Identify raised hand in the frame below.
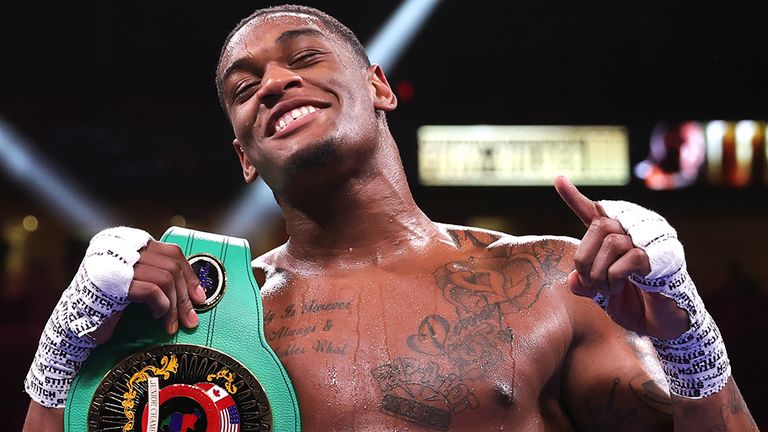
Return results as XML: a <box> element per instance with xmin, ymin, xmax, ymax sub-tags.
<box><xmin>553</xmin><ymin>176</ymin><xmax>688</xmax><ymax>339</ymax></box>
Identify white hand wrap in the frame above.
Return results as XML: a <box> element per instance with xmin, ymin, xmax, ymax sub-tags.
<box><xmin>599</xmin><ymin>200</ymin><xmax>730</xmax><ymax>399</ymax></box>
<box><xmin>24</xmin><ymin>226</ymin><xmax>152</xmax><ymax>408</ymax></box>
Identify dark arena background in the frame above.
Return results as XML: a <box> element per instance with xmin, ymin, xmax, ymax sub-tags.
<box><xmin>1</xmin><ymin>1</ymin><xmax>767</xmax><ymax>429</ymax></box>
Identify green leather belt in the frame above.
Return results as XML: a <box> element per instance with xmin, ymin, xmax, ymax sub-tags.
<box><xmin>65</xmin><ymin>227</ymin><xmax>300</xmax><ymax>431</ymax></box>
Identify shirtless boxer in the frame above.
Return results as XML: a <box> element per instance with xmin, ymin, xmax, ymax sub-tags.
<box><xmin>23</xmin><ymin>5</ymin><xmax>757</xmax><ymax>431</ymax></box>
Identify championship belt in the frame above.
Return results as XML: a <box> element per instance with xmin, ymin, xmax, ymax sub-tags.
<box><xmin>64</xmin><ymin>227</ymin><xmax>301</xmax><ymax>431</ymax></box>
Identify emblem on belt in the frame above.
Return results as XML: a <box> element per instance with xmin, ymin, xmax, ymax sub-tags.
<box><xmin>189</xmin><ymin>254</ymin><xmax>227</xmax><ymax>312</ymax></box>
<box><xmin>88</xmin><ymin>344</ymin><xmax>271</xmax><ymax>431</ymax></box>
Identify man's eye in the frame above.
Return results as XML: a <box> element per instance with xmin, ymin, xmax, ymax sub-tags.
<box><xmin>291</xmin><ymin>51</ymin><xmax>323</xmax><ymax>67</ymax></box>
<box><xmin>232</xmin><ymin>82</ymin><xmax>259</xmax><ymax>103</ymax></box>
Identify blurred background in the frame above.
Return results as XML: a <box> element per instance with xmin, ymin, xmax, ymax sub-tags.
<box><xmin>1</xmin><ymin>0</ymin><xmax>766</xmax><ymax>428</ymax></box>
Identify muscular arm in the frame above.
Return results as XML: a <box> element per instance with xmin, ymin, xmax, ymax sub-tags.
<box><xmin>555</xmin><ymin>177</ymin><xmax>757</xmax><ymax>431</ymax></box>
<box><xmin>565</xmin><ymin>295</ymin><xmax>757</xmax><ymax>431</ymax></box>
<box><xmin>670</xmin><ymin>378</ymin><xmax>755</xmax><ymax>432</ymax></box>
<box><xmin>564</xmin><ymin>296</ymin><xmax>673</xmax><ymax>431</ymax></box>
<box><xmin>23</xmin><ymin>402</ymin><xmax>63</xmax><ymax>432</ymax></box>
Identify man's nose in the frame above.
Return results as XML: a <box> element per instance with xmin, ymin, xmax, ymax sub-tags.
<box><xmin>256</xmin><ymin>63</ymin><xmax>301</xmax><ymax>106</ymax></box>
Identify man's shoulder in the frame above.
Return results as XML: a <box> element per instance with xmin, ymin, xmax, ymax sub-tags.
<box><xmin>252</xmin><ymin>244</ymin><xmax>284</xmax><ymax>269</ymax></box>
<box><xmin>435</xmin><ymin>222</ymin><xmax>579</xmax><ymax>253</ymax></box>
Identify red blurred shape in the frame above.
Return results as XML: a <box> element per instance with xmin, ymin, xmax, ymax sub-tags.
<box><xmin>396</xmin><ymin>80</ymin><xmax>414</xmax><ymax>103</ymax></box>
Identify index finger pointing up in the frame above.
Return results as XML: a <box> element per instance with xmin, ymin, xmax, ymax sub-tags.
<box><xmin>554</xmin><ymin>175</ymin><xmax>602</xmax><ymax>227</ymax></box>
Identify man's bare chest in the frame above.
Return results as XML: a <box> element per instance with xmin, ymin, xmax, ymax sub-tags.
<box><xmin>258</xmin><ymin>248</ymin><xmax>574</xmax><ymax>430</ymax></box>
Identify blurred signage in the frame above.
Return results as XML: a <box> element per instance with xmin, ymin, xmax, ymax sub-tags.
<box><xmin>417</xmin><ymin>125</ymin><xmax>629</xmax><ymax>186</ymax></box>
<box><xmin>634</xmin><ymin>120</ymin><xmax>767</xmax><ymax>189</ymax></box>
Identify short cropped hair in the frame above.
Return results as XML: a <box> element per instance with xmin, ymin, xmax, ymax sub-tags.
<box><xmin>215</xmin><ymin>4</ymin><xmax>370</xmax><ymax>109</ymax></box>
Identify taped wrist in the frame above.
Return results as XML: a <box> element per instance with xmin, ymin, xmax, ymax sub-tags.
<box><xmin>599</xmin><ymin>200</ymin><xmax>730</xmax><ymax>399</ymax></box>
<box><xmin>24</xmin><ymin>226</ymin><xmax>152</xmax><ymax>408</ymax></box>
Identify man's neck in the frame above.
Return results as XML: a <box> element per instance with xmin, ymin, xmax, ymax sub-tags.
<box><xmin>278</xmin><ymin>144</ymin><xmax>444</xmax><ymax>268</ymax></box>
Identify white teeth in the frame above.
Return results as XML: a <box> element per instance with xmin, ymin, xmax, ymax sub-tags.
<box><xmin>274</xmin><ymin>105</ymin><xmax>319</xmax><ymax>133</ymax></box>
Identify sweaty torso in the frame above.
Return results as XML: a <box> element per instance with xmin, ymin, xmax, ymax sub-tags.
<box><xmin>256</xmin><ymin>224</ymin><xmax>581</xmax><ymax>431</ymax></box>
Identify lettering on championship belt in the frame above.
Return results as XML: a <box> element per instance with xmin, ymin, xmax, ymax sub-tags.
<box><xmin>88</xmin><ymin>345</ymin><xmax>272</xmax><ymax>431</ymax></box>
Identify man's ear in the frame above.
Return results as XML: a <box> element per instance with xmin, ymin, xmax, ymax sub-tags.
<box><xmin>232</xmin><ymin>139</ymin><xmax>259</xmax><ymax>183</ymax></box>
<box><xmin>368</xmin><ymin>64</ymin><xmax>398</xmax><ymax>112</ymax></box>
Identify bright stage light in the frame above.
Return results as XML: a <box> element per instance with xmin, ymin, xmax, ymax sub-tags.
<box><xmin>22</xmin><ymin>215</ymin><xmax>39</xmax><ymax>232</ymax></box>
<box><xmin>0</xmin><ymin>117</ymin><xmax>115</xmax><ymax>238</ymax></box>
<box><xmin>733</xmin><ymin>120</ymin><xmax>757</xmax><ymax>187</ymax></box>
<box><xmin>214</xmin><ymin>178</ymin><xmax>282</xmax><ymax>238</ymax></box>
<box><xmin>366</xmin><ymin>0</ymin><xmax>442</xmax><ymax>72</ymax></box>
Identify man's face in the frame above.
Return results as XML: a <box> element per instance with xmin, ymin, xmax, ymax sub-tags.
<box><xmin>218</xmin><ymin>13</ymin><xmax>393</xmax><ymax>193</ymax></box>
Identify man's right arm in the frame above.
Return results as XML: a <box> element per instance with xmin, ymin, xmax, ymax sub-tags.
<box><xmin>21</xmin><ymin>227</ymin><xmax>206</xmax><ymax>432</ymax></box>
<box><xmin>555</xmin><ymin>177</ymin><xmax>757</xmax><ymax>430</ymax></box>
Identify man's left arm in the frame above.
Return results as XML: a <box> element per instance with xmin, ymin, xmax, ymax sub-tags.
<box><xmin>554</xmin><ymin>176</ymin><xmax>758</xmax><ymax>431</ymax></box>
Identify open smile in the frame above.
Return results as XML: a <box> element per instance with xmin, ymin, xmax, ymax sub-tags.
<box><xmin>267</xmin><ymin>101</ymin><xmax>328</xmax><ymax>139</ymax></box>
<box><xmin>274</xmin><ymin>105</ymin><xmax>318</xmax><ymax>134</ymax></box>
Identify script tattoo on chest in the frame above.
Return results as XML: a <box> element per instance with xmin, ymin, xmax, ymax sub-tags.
<box><xmin>264</xmin><ymin>295</ymin><xmax>353</xmax><ymax>358</ymax></box>
<box><xmin>373</xmin><ymin>230</ymin><xmax>568</xmax><ymax>429</ymax></box>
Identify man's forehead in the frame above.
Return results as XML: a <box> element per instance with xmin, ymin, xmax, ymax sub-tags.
<box><xmin>225</xmin><ymin>12</ymin><xmax>326</xmax><ymax>57</ymax></box>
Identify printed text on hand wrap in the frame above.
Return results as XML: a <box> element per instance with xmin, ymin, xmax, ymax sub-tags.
<box><xmin>24</xmin><ymin>227</ymin><xmax>152</xmax><ymax>408</ymax></box>
<box><xmin>599</xmin><ymin>200</ymin><xmax>730</xmax><ymax>399</ymax></box>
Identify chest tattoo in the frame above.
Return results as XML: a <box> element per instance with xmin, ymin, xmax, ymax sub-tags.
<box><xmin>371</xmin><ymin>234</ymin><xmax>567</xmax><ymax>429</ymax></box>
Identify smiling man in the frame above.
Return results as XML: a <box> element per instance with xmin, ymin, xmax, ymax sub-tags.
<box><xmin>23</xmin><ymin>5</ymin><xmax>757</xmax><ymax>431</ymax></box>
